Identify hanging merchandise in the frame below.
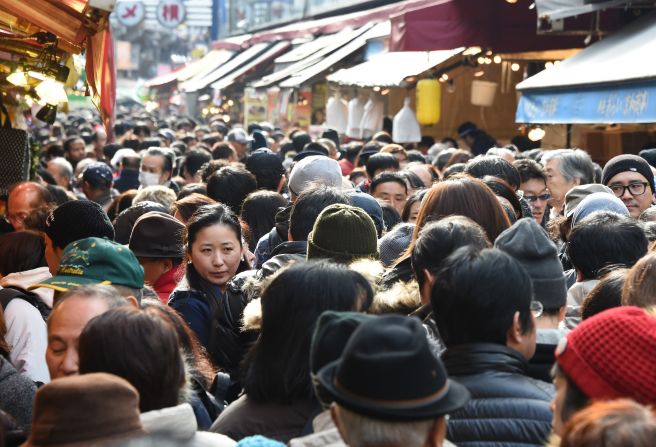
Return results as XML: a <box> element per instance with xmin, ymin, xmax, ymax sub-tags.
<box><xmin>346</xmin><ymin>95</ymin><xmax>366</xmax><ymax>139</ymax></box>
<box><xmin>325</xmin><ymin>93</ymin><xmax>348</xmax><ymax>134</ymax></box>
<box><xmin>416</xmin><ymin>79</ymin><xmax>441</xmax><ymax>126</ymax></box>
<box><xmin>392</xmin><ymin>97</ymin><xmax>421</xmax><ymax>144</ymax></box>
<box><xmin>359</xmin><ymin>95</ymin><xmax>384</xmax><ymax>139</ymax></box>
<box><xmin>471</xmin><ymin>80</ymin><xmax>498</xmax><ymax>107</ymax></box>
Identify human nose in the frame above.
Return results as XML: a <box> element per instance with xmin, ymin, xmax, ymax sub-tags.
<box><xmin>621</xmin><ymin>187</ymin><xmax>633</xmax><ymax>200</ymax></box>
<box><xmin>61</xmin><ymin>348</ymin><xmax>79</xmax><ymax>376</ymax></box>
<box><xmin>212</xmin><ymin>252</ymin><xmax>225</xmax><ymax>267</ymax></box>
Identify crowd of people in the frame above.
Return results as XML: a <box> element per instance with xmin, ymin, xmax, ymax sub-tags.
<box><xmin>0</xmin><ymin>112</ymin><xmax>656</xmax><ymax>447</ymax></box>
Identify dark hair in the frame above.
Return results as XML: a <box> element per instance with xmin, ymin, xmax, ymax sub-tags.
<box><xmin>303</xmin><ymin>142</ymin><xmax>329</xmax><ymax>156</ymax></box>
<box><xmin>401</xmin><ymin>189</ymin><xmax>427</xmax><ymax>223</ymax></box>
<box><xmin>184</xmin><ymin>204</ymin><xmax>250</xmax><ymax>369</ymax></box>
<box><xmin>379</xmin><ymin>201</ymin><xmax>402</xmax><ymax>233</ymax></box>
<box><xmin>176</xmin><ymin>183</ymin><xmax>207</xmax><ymax>200</ymax></box>
<box><xmin>143</xmin><ymin>147</ymin><xmax>174</xmax><ymax>173</ymax></box>
<box><xmin>483</xmin><ymin>176</ymin><xmax>523</xmax><ymax>220</ymax></box>
<box><xmin>581</xmin><ymin>268</ymin><xmax>626</xmax><ymax>320</ymax></box>
<box><xmin>199</xmin><ymin>159</ymin><xmax>230</xmax><ymax>183</ymax></box>
<box><xmin>343</xmin><ymin>142</ymin><xmax>363</xmax><ymax>163</ymax></box>
<box><xmin>514</xmin><ymin>158</ymin><xmax>546</xmax><ymax>184</ymax></box>
<box><xmin>370</xmin><ymin>172</ymin><xmax>408</xmax><ymax>196</ymax></box>
<box><xmin>366</xmin><ymin>153</ymin><xmax>399</xmax><ymax>179</ymax></box>
<box><xmin>465</xmin><ymin>156</ymin><xmax>521</xmax><ymax>190</ymax></box>
<box><xmin>211</xmin><ymin>142</ymin><xmax>236</xmax><ymax>161</ymax></box>
<box><xmin>398</xmin><ymin>170</ymin><xmax>425</xmax><ymax>192</ymax></box>
<box><xmin>372</xmin><ymin>131</ymin><xmax>393</xmax><ymax>144</ymax></box>
<box><xmin>431</xmin><ymin>246</ymin><xmax>533</xmax><ymax>347</ymax></box>
<box><xmin>348</xmin><ymin>168</ymin><xmax>367</xmax><ymax>186</ymax></box>
<box><xmin>171</xmin><ymin>193</ymin><xmax>215</xmax><ymax>223</ymax></box>
<box><xmin>206</xmin><ymin>166</ymin><xmax>257</xmax><ymax>214</ymax></box>
<box><xmin>621</xmin><ymin>253</ymin><xmax>656</xmax><ymax>309</ymax></box>
<box><xmin>78</xmin><ymin>307</ymin><xmax>185</xmax><ymax>412</ymax></box>
<box><xmin>241</xmin><ymin>191</ymin><xmax>288</xmax><ymax>252</ymax></box>
<box><xmin>414</xmin><ymin>176</ymin><xmax>511</xmax><ymax>243</ymax></box>
<box><xmin>356</xmin><ymin>141</ymin><xmax>382</xmax><ymax>167</ymax></box>
<box><xmin>141</xmin><ymin>299</ymin><xmax>216</xmax><ymax>389</ymax></box>
<box><xmin>289</xmin><ymin>186</ymin><xmax>350</xmax><ymax>241</ymax></box>
<box><xmin>434</xmin><ymin>149</ymin><xmax>456</xmax><ymax>172</ymax></box>
<box><xmin>45</xmin><ymin>184</ymin><xmax>71</xmax><ymax>206</ymax></box>
<box><xmin>63</xmin><ymin>136</ymin><xmax>83</xmax><ymax>153</ymax></box>
<box><xmin>412</xmin><ymin>216</ymin><xmax>490</xmax><ymax>292</ymax></box>
<box><xmin>107</xmin><ymin>190</ymin><xmax>138</xmax><ymax>222</ymax></box>
<box><xmin>242</xmin><ymin>260</ymin><xmax>373</xmax><ymax>403</ymax></box>
<box><xmin>552</xmin><ymin>363</ymin><xmax>590</xmax><ymax>425</ymax></box>
<box><xmin>442</xmin><ymin>163</ymin><xmax>466</xmax><ymax>179</ymax></box>
<box><xmin>183</xmin><ymin>149</ymin><xmax>211</xmax><ymax>178</ymax></box>
<box><xmin>567</xmin><ymin>212</ymin><xmax>648</xmax><ymax>280</ymax></box>
<box><xmin>444</xmin><ymin>150</ymin><xmax>473</xmax><ymax>168</ymax></box>
<box><xmin>0</xmin><ymin>231</ymin><xmax>47</xmax><ymax>276</ymax></box>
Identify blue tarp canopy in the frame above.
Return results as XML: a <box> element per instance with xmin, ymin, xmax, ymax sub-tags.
<box><xmin>516</xmin><ymin>11</ymin><xmax>656</xmax><ymax>124</ymax></box>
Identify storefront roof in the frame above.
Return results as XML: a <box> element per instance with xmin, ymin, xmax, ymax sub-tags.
<box><xmin>516</xmin><ymin>11</ymin><xmax>656</xmax><ymax>124</ymax></box>
<box><xmin>210</xmin><ymin>41</ymin><xmax>291</xmax><ymax>91</ymax></box>
<box><xmin>145</xmin><ymin>50</ymin><xmax>234</xmax><ymax>88</ymax></box>
<box><xmin>279</xmin><ymin>21</ymin><xmax>389</xmax><ymax>88</ymax></box>
<box><xmin>535</xmin><ymin>0</ymin><xmax>628</xmax><ymax>22</ymax></box>
<box><xmin>181</xmin><ymin>42</ymin><xmax>271</xmax><ymax>92</ymax></box>
<box><xmin>326</xmin><ymin>48</ymin><xmax>463</xmax><ymax>88</ymax></box>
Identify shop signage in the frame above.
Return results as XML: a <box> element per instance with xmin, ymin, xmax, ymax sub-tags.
<box><xmin>116</xmin><ymin>1</ymin><xmax>145</xmax><ymax>27</ymax></box>
<box><xmin>156</xmin><ymin>0</ymin><xmax>186</xmax><ymax>28</ymax></box>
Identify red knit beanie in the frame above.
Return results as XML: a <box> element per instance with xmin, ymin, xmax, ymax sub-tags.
<box><xmin>555</xmin><ymin>306</ymin><xmax>656</xmax><ymax>405</ymax></box>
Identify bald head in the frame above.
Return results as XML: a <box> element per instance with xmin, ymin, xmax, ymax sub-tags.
<box><xmin>7</xmin><ymin>182</ymin><xmax>53</xmax><ymax>230</ymax></box>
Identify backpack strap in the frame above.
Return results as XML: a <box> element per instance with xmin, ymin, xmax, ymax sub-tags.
<box><xmin>0</xmin><ymin>287</ymin><xmax>50</xmax><ymax>321</ymax></box>
<box><xmin>0</xmin><ymin>287</ymin><xmax>29</xmax><ymax>310</ymax></box>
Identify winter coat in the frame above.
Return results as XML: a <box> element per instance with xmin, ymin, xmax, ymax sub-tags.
<box><xmin>443</xmin><ymin>343</ymin><xmax>554</xmax><ymax>447</ymax></box>
<box><xmin>210</xmin><ymin>395</ymin><xmax>318</xmax><ymax>443</ymax></box>
<box><xmin>141</xmin><ymin>403</ymin><xmax>235</xmax><ymax>446</ymax></box>
<box><xmin>0</xmin><ymin>355</ymin><xmax>36</xmax><ymax>431</ymax></box>
<box><xmin>528</xmin><ymin>328</ymin><xmax>569</xmax><ymax>383</ymax></box>
<box><xmin>257</xmin><ymin>241</ymin><xmax>307</xmax><ymax>279</ymax></box>
<box><xmin>168</xmin><ymin>279</ymin><xmax>255</xmax><ymax>381</ymax></box>
<box><xmin>1</xmin><ymin>267</ymin><xmax>53</xmax><ymax>383</ymax></box>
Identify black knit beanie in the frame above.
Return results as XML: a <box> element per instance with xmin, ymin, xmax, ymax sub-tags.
<box><xmin>307</xmin><ymin>204</ymin><xmax>379</xmax><ymax>264</ymax></box>
<box><xmin>45</xmin><ymin>200</ymin><xmax>114</xmax><ymax>249</ymax></box>
<box><xmin>602</xmin><ymin>154</ymin><xmax>655</xmax><ymax>193</ymax></box>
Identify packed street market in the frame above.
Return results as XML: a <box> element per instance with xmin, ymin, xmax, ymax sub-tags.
<box><xmin>0</xmin><ymin>0</ymin><xmax>655</xmax><ymax>446</ymax></box>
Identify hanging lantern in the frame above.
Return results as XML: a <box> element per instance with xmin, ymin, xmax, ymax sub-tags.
<box><xmin>325</xmin><ymin>93</ymin><xmax>348</xmax><ymax>134</ymax></box>
<box><xmin>415</xmin><ymin>79</ymin><xmax>441</xmax><ymax>126</ymax></box>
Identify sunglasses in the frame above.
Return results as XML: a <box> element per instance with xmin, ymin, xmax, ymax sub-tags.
<box><xmin>524</xmin><ymin>193</ymin><xmax>551</xmax><ymax>203</ymax></box>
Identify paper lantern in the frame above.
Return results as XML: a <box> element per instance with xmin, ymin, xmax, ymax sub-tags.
<box><xmin>415</xmin><ymin>79</ymin><xmax>441</xmax><ymax>126</ymax></box>
<box><xmin>392</xmin><ymin>97</ymin><xmax>421</xmax><ymax>143</ymax></box>
<box><xmin>346</xmin><ymin>96</ymin><xmax>366</xmax><ymax>139</ymax></box>
<box><xmin>359</xmin><ymin>97</ymin><xmax>384</xmax><ymax>139</ymax></box>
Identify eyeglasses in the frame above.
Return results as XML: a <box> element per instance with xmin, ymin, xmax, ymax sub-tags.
<box><xmin>609</xmin><ymin>182</ymin><xmax>648</xmax><ymax>197</ymax></box>
<box><xmin>530</xmin><ymin>300</ymin><xmax>544</xmax><ymax>318</ymax></box>
<box><xmin>524</xmin><ymin>193</ymin><xmax>551</xmax><ymax>203</ymax></box>
<box><xmin>6</xmin><ymin>212</ymin><xmax>29</xmax><ymax>225</ymax></box>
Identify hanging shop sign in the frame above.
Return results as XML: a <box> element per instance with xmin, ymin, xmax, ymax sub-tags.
<box><xmin>156</xmin><ymin>0</ymin><xmax>186</xmax><ymax>28</ymax></box>
<box><xmin>116</xmin><ymin>1</ymin><xmax>145</xmax><ymax>27</ymax></box>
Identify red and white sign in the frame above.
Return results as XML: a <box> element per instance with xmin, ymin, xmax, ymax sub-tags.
<box><xmin>156</xmin><ymin>0</ymin><xmax>186</xmax><ymax>28</ymax></box>
<box><xmin>116</xmin><ymin>1</ymin><xmax>145</xmax><ymax>27</ymax></box>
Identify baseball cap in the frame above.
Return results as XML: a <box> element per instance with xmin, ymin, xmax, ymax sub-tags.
<box><xmin>83</xmin><ymin>162</ymin><xmax>114</xmax><ymax>189</ymax></box>
<box><xmin>30</xmin><ymin>237</ymin><xmax>144</xmax><ymax>292</ymax></box>
<box><xmin>227</xmin><ymin>128</ymin><xmax>252</xmax><ymax>144</ymax></box>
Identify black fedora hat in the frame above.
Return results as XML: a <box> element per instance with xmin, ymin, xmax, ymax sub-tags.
<box><xmin>317</xmin><ymin>314</ymin><xmax>470</xmax><ymax>421</ymax></box>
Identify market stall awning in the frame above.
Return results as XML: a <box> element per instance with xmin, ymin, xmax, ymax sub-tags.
<box><xmin>251</xmin><ymin>25</ymin><xmax>376</xmax><ymax>89</ymax></box>
<box><xmin>516</xmin><ymin>11</ymin><xmax>656</xmax><ymax>124</ymax></box>
<box><xmin>389</xmin><ymin>0</ymin><xmax>583</xmax><ymax>52</ymax></box>
<box><xmin>326</xmin><ymin>48</ymin><xmax>464</xmax><ymax>88</ymax></box>
<box><xmin>536</xmin><ymin>0</ymin><xmax>628</xmax><ymax>22</ymax></box>
<box><xmin>180</xmin><ymin>42</ymin><xmax>272</xmax><ymax>93</ymax></box>
<box><xmin>279</xmin><ymin>21</ymin><xmax>389</xmax><ymax>88</ymax></box>
<box><xmin>145</xmin><ymin>50</ymin><xmax>234</xmax><ymax>88</ymax></box>
<box><xmin>210</xmin><ymin>41</ymin><xmax>291</xmax><ymax>91</ymax></box>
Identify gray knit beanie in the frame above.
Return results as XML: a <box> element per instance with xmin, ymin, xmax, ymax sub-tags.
<box><xmin>494</xmin><ymin>217</ymin><xmax>567</xmax><ymax>310</ymax></box>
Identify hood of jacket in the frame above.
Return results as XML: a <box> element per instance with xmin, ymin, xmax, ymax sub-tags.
<box><xmin>442</xmin><ymin>343</ymin><xmax>529</xmax><ymax>377</ymax></box>
<box><xmin>141</xmin><ymin>403</ymin><xmax>197</xmax><ymax>441</ymax></box>
<box><xmin>1</xmin><ymin>267</ymin><xmax>54</xmax><ymax>308</ymax></box>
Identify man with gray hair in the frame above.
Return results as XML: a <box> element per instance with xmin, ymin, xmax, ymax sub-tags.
<box><xmin>541</xmin><ymin>149</ymin><xmax>595</xmax><ymax>216</ymax></box>
<box><xmin>139</xmin><ymin>147</ymin><xmax>179</xmax><ymax>194</ymax></box>
<box><xmin>46</xmin><ymin>158</ymin><xmax>74</xmax><ymax>191</ymax></box>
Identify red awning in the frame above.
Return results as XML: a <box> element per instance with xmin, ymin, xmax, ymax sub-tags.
<box><xmin>390</xmin><ymin>0</ymin><xmax>584</xmax><ymax>53</ymax></box>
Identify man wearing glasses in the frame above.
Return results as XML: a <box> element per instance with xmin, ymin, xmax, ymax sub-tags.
<box><xmin>602</xmin><ymin>154</ymin><xmax>656</xmax><ymax>219</ymax></box>
<box><xmin>6</xmin><ymin>182</ymin><xmax>54</xmax><ymax>231</ymax></box>
<box><xmin>514</xmin><ymin>159</ymin><xmax>550</xmax><ymax>226</ymax></box>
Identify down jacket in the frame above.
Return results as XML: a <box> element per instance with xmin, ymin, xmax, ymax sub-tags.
<box><xmin>443</xmin><ymin>343</ymin><xmax>554</xmax><ymax>447</ymax></box>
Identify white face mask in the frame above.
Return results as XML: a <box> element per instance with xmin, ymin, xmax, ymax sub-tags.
<box><xmin>139</xmin><ymin>171</ymin><xmax>161</xmax><ymax>187</ymax></box>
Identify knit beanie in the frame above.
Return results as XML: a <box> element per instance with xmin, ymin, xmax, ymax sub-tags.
<box><xmin>45</xmin><ymin>200</ymin><xmax>115</xmax><ymax>249</ymax></box>
<box><xmin>494</xmin><ymin>217</ymin><xmax>567</xmax><ymax>310</ymax></box>
<box><xmin>602</xmin><ymin>154</ymin><xmax>655</xmax><ymax>193</ymax></box>
<box><xmin>555</xmin><ymin>306</ymin><xmax>656</xmax><ymax>405</ymax></box>
<box><xmin>379</xmin><ymin>223</ymin><xmax>414</xmax><ymax>267</ymax></box>
<box><xmin>563</xmin><ymin>184</ymin><xmax>614</xmax><ymax>217</ymax></box>
<box><xmin>571</xmin><ymin>192</ymin><xmax>629</xmax><ymax>226</ymax></box>
<box><xmin>236</xmin><ymin>436</ymin><xmax>285</xmax><ymax>447</ymax></box>
<box><xmin>307</xmin><ymin>203</ymin><xmax>379</xmax><ymax>264</ymax></box>
<box><xmin>347</xmin><ymin>189</ymin><xmax>384</xmax><ymax>237</ymax></box>
<box><xmin>288</xmin><ymin>155</ymin><xmax>343</xmax><ymax>197</ymax></box>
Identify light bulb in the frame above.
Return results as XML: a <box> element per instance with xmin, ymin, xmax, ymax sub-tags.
<box><xmin>528</xmin><ymin>127</ymin><xmax>546</xmax><ymax>142</ymax></box>
<box><xmin>7</xmin><ymin>69</ymin><xmax>28</xmax><ymax>87</ymax></box>
<box><xmin>511</xmin><ymin>63</ymin><xmax>521</xmax><ymax>72</ymax></box>
<box><xmin>493</xmin><ymin>55</ymin><xmax>502</xmax><ymax>64</ymax></box>
<box><xmin>35</xmin><ymin>79</ymin><xmax>68</xmax><ymax>104</ymax></box>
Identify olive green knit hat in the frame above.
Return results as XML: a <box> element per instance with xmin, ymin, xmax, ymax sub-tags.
<box><xmin>307</xmin><ymin>203</ymin><xmax>379</xmax><ymax>264</ymax></box>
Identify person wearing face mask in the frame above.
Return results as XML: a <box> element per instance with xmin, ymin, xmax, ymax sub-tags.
<box><xmin>139</xmin><ymin>147</ymin><xmax>180</xmax><ymax>194</ymax></box>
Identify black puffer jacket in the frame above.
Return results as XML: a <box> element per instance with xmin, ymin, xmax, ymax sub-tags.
<box><xmin>443</xmin><ymin>343</ymin><xmax>554</xmax><ymax>447</ymax></box>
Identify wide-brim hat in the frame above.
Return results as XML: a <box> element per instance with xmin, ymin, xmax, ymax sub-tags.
<box><xmin>316</xmin><ymin>315</ymin><xmax>470</xmax><ymax>421</ymax></box>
